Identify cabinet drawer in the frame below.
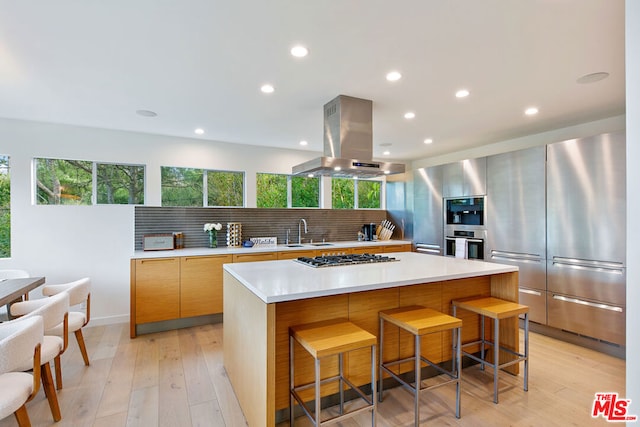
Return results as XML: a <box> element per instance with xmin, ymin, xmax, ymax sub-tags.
<box><xmin>518</xmin><ymin>287</ymin><xmax>546</xmax><ymax>324</ymax></box>
<box><xmin>181</xmin><ymin>255</ymin><xmax>232</xmax><ymax>317</ymax></box>
<box><xmin>547</xmin><ymin>293</ymin><xmax>625</xmax><ymax>345</ymax></box>
<box><xmin>134</xmin><ymin>258</ymin><xmax>180</xmax><ymax>323</ymax></box>
<box><xmin>277</xmin><ymin>249</ymin><xmax>316</xmax><ymax>260</ymax></box>
<box><xmin>232</xmin><ymin>252</ymin><xmax>278</xmax><ymax>263</ymax></box>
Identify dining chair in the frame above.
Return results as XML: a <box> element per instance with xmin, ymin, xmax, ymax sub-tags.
<box><xmin>10</xmin><ymin>292</ymin><xmax>69</xmax><ymax>422</ymax></box>
<box><xmin>41</xmin><ymin>277</ymin><xmax>91</xmax><ymax>386</ymax></box>
<box><xmin>0</xmin><ymin>315</ymin><xmax>43</xmax><ymax>427</ymax></box>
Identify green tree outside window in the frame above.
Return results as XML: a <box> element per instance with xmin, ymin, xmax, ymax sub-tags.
<box><xmin>358</xmin><ymin>180</ymin><xmax>381</xmax><ymax>209</ymax></box>
<box><xmin>208</xmin><ymin>170</ymin><xmax>244</xmax><ymax>207</ymax></box>
<box><xmin>332</xmin><ymin>178</ymin><xmax>355</xmax><ymax>209</ymax></box>
<box><xmin>35</xmin><ymin>158</ymin><xmax>92</xmax><ymax>205</ymax></box>
<box><xmin>0</xmin><ymin>156</ymin><xmax>10</xmax><ymax>258</ymax></box>
<box><xmin>256</xmin><ymin>173</ymin><xmax>287</xmax><ymax>208</ymax></box>
<box><xmin>97</xmin><ymin>163</ymin><xmax>145</xmax><ymax>204</ymax></box>
<box><xmin>161</xmin><ymin>167</ymin><xmax>203</xmax><ymax>207</ymax></box>
<box><xmin>292</xmin><ymin>176</ymin><xmax>319</xmax><ymax>208</ymax></box>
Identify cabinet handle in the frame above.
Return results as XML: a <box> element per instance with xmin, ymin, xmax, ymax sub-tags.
<box><xmin>552</xmin><ymin>295</ymin><xmax>623</xmax><ymax>313</ymax></box>
<box><xmin>519</xmin><ymin>289</ymin><xmax>542</xmax><ymax>297</ymax></box>
<box><xmin>140</xmin><ymin>258</ymin><xmax>176</xmax><ymax>263</ymax></box>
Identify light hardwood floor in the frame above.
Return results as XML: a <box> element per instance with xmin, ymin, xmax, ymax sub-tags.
<box><xmin>0</xmin><ymin>322</ymin><xmax>624</xmax><ymax>427</ymax></box>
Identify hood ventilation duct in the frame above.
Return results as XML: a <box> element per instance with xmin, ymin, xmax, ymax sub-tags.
<box><xmin>292</xmin><ymin>95</ymin><xmax>405</xmax><ymax>178</ymax></box>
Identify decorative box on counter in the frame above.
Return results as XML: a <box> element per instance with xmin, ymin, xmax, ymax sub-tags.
<box><xmin>143</xmin><ymin>233</ymin><xmax>174</xmax><ymax>251</ymax></box>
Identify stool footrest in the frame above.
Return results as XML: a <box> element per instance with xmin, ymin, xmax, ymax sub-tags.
<box><xmin>381</xmin><ymin>360</ymin><xmax>460</xmax><ymax>394</ymax></box>
<box><xmin>460</xmin><ymin>341</ymin><xmax>527</xmax><ymax>370</ymax></box>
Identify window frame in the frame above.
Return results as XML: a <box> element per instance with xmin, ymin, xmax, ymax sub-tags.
<box><xmin>256</xmin><ymin>172</ymin><xmax>321</xmax><ymax>208</ymax></box>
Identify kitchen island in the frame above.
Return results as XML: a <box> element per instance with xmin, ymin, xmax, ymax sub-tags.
<box><xmin>223</xmin><ymin>252</ymin><xmax>519</xmax><ymax>427</ymax></box>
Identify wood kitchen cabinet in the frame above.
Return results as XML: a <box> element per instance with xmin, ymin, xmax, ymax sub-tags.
<box><xmin>277</xmin><ymin>249</ymin><xmax>316</xmax><ymax>260</ymax></box>
<box><xmin>232</xmin><ymin>252</ymin><xmax>278</xmax><ymax>263</ymax></box>
<box><xmin>132</xmin><ymin>257</ymin><xmax>180</xmax><ymax>325</ymax></box>
<box><xmin>180</xmin><ymin>254</ymin><xmax>232</xmax><ymax>317</ymax></box>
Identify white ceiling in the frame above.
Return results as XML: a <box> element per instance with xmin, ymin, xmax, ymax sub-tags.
<box><xmin>0</xmin><ymin>0</ymin><xmax>625</xmax><ymax>162</ymax></box>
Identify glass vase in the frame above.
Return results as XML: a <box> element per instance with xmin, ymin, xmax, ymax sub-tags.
<box><xmin>209</xmin><ymin>231</ymin><xmax>217</xmax><ymax>248</ymax></box>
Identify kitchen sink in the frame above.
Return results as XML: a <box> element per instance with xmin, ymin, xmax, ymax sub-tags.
<box><xmin>310</xmin><ymin>243</ymin><xmax>334</xmax><ymax>246</ymax></box>
<box><xmin>286</xmin><ymin>244</ymin><xmax>305</xmax><ymax>247</ymax></box>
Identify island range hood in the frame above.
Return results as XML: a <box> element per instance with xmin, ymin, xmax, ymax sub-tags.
<box><xmin>292</xmin><ymin>95</ymin><xmax>405</xmax><ymax>178</ymax></box>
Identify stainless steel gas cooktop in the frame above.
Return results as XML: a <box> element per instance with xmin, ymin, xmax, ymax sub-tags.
<box><xmin>294</xmin><ymin>253</ymin><xmax>399</xmax><ymax>268</ymax></box>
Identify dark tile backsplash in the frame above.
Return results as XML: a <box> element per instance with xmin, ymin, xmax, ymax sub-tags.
<box><xmin>134</xmin><ymin>207</ymin><xmax>393</xmax><ymax>250</ymax></box>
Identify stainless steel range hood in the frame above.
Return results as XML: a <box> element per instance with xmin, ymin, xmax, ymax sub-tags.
<box><xmin>292</xmin><ymin>95</ymin><xmax>405</xmax><ymax>178</ymax></box>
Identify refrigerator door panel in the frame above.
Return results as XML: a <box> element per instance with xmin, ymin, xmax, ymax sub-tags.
<box><xmin>547</xmin><ymin>259</ymin><xmax>626</xmax><ymax>305</ymax></box>
<box><xmin>487</xmin><ymin>146</ymin><xmax>546</xmax><ymax>257</ymax></box>
<box><xmin>413</xmin><ymin>167</ymin><xmax>443</xmax><ymax>254</ymax></box>
<box><xmin>518</xmin><ymin>287</ymin><xmax>546</xmax><ymax>324</ymax></box>
<box><xmin>547</xmin><ymin>292</ymin><xmax>625</xmax><ymax>345</ymax></box>
<box><xmin>546</xmin><ymin>132</ymin><xmax>626</xmax><ymax>263</ymax></box>
<box><xmin>490</xmin><ymin>251</ymin><xmax>546</xmax><ymax>291</ymax></box>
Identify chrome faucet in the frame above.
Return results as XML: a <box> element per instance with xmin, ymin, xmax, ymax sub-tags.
<box><xmin>298</xmin><ymin>218</ymin><xmax>308</xmax><ymax>244</ymax></box>
<box><xmin>285</xmin><ymin>229</ymin><xmax>290</xmax><ymax>245</ymax></box>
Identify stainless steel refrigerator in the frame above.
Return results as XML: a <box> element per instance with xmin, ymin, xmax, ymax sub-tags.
<box><xmin>546</xmin><ymin>132</ymin><xmax>626</xmax><ymax>345</ymax></box>
<box><xmin>487</xmin><ymin>146</ymin><xmax>547</xmax><ymax>323</ymax></box>
<box><xmin>413</xmin><ymin>166</ymin><xmax>444</xmax><ymax>255</ymax></box>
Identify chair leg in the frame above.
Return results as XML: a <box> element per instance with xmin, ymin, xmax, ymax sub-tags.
<box><xmin>14</xmin><ymin>404</ymin><xmax>31</xmax><ymax>427</ymax></box>
<box><xmin>75</xmin><ymin>329</ymin><xmax>90</xmax><ymax>366</ymax></box>
<box><xmin>41</xmin><ymin>362</ymin><xmax>62</xmax><ymax>421</ymax></box>
<box><xmin>54</xmin><ymin>355</ymin><xmax>63</xmax><ymax>390</ymax></box>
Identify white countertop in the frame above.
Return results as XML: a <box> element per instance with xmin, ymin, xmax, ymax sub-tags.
<box><xmin>132</xmin><ymin>240</ymin><xmax>412</xmax><ymax>259</ymax></box>
<box><xmin>223</xmin><ymin>252</ymin><xmax>518</xmax><ymax>303</ymax></box>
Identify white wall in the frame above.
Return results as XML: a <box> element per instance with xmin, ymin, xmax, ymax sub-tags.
<box><xmin>0</xmin><ymin>118</ymin><xmax>317</xmax><ymax>324</ymax></box>
<box><xmin>626</xmin><ymin>0</ymin><xmax>639</xmax><ymax>406</ymax></box>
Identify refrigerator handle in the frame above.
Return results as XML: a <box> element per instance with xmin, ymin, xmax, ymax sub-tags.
<box><xmin>552</xmin><ymin>295</ymin><xmax>624</xmax><ymax>313</ymax></box>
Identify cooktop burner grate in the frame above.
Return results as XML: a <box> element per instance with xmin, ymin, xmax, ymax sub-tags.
<box><xmin>294</xmin><ymin>253</ymin><xmax>399</xmax><ymax>268</ymax></box>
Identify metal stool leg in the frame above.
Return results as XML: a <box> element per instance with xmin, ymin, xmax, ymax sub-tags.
<box><xmin>378</xmin><ymin>316</ymin><xmax>384</xmax><ymax>403</ymax></box>
<box><xmin>493</xmin><ymin>318</ymin><xmax>500</xmax><ymax>404</ymax></box>
<box><xmin>480</xmin><ymin>314</ymin><xmax>486</xmax><ymax>371</ymax></box>
<box><xmin>524</xmin><ymin>312</ymin><xmax>529</xmax><ymax>392</ymax></box>
<box><xmin>371</xmin><ymin>344</ymin><xmax>377</xmax><ymax>427</ymax></box>
<box><xmin>414</xmin><ymin>334</ymin><xmax>421</xmax><ymax>427</ymax></box>
<box><xmin>315</xmin><ymin>358</ymin><xmax>321</xmax><ymax>426</ymax></box>
<box><xmin>290</xmin><ymin>335</ymin><xmax>295</xmax><ymax>426</ymax></box>
<box><xmin>455</xmin><ymin>325</ymin><xmax>461</xmax><ymax>418</ymax></box>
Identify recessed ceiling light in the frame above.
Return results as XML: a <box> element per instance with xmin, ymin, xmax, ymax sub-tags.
<box><xmin>261</xmin><ymin>84</ymin><xmax>275</xmax><ymax>94</ymax></box>
<box><xmin>299</xmin><ymin>140</ymin><xmax>308</xmax><ymax>146</ymax></box>
<box><xmin>576</xmin><ymin>72</ymin><xmax>609</xmax><ymax>84</ymax></box>
<box><xmin>334</xmin><ymin>166</ymin><xmax>341</xmax><ymax>171</ymax></box>
<box><xmin>524</xmin><ymin>107</ymin><xmax>539</xmax><ymax>116</ymax></box>
<box><xmin>290</xmin><ymin>45</ymin><xmax>309</xmax><ymax>58</ymax></box>
<box><xmin>386</xmin><ymin>71</ymin><xmax>402</xmax><ymax>82</ymax></box>
<box><xmin>404</xmin><ymin>112</ymin><xmax>416</xmax><ymax>119</ymax></box>
<box><xmin>136</xmin><ymin>109</ymin><xmax>157</xmax><ymax>117</ymax></box>
<box><xmin>307</xmin><ymin>173</ymin><xmax>314</xmax><ymax>178</ymax></box>
<box><xmin>383</xmin><ymin>150</ymin><xmax>390</xmax><ymax>156</ymax></box>
<box><xmin>384</xmin><ymin>170</ymin><xmax>391</xmax><ymax>175</ymax></box>
<box><xmin>194</xmin><ymin>128</ymin><xmax>205</xmax><ymax>135</ymax></box>
<box><xmin>455</xmin><ymin>89</ymin><xmax>470</xmax><ymax>98</ymax></box>
<box><xmin>424</xmin><ymin>138</ymin><xmax>433</xmax><ymax>144</ymax></box>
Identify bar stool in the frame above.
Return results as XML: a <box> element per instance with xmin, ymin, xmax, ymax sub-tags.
<box><xmin>379</xmin><ymin>306</ymin><xmax>462</xmax><ymax>426</ymax></box>
<box><xmin>289</xmin><ymin>319</ymin><xmax>377</xmax><ymax>426</ymax></box>
<box><xmin>451</xmin><ymin>296</ymin><xmax>529</xmax><ymax>404</ymax></box>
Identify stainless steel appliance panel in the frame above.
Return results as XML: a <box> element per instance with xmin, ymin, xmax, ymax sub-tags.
<box><xmin>490</xmin><ymin>251</ymin><xmax>546</xmax><ymax>290</ymax></box>
<box><xmin>442</xmin><ymin>158</ymin><xmax>486</xmax><ymax>197</ymax></box>
<box><xmin>413</xmin><ymin>167</ymin><xmax>443</xmax><ymax>254</ymax></box>
<box><xmin>518</xmin><ymin>287</ymin><xmax>546</xmax><ymax>324</ymax></box>
<box><xmin>487</xmin><ymin>146</ymin><xmax>546</xmax><ymax>259</ymax></box>
<box><xmin>547</xmin><ymin>292</ymin><xmax>625</xmax><ymax>345</ymax></box>
<box><xmin>546</xmin><ymin>132</ymin><xmax>626</xmax><ymax>264</ymax></box>
<box><xmin>547</xmin><ymin>258</ymin><xmax>626</xmax><ymax>305</ymax></box>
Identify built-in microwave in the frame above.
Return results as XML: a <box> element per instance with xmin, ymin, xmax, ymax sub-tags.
<box><xmin>445</xmin><ymin>197</ymin><xmax>485</xmax><ymax>226</ymax></box>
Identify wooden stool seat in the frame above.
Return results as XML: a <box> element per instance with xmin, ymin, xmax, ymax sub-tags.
<box><xmin>290</xmin><ymin>319</ymin><xmax>377</xmax><ymax>359</ymax></box>
<box><xmin>289</xmin><ymin>319</ymin><xmax>376</xmax><ymax>426</ymax></box>
<box><xmin>452</xmin><ymin>296</ymin><xmax>529</xmax><ymax>404</ymax></box>
<box><xmin>452</xmin><ymin>297</ymin><xmax>529</xmax><ymax>320</ymax></box>
<box><xmin>379</xmin><ymin>306</ymin><xmax>462</xmax><ymax>426</ymax></box>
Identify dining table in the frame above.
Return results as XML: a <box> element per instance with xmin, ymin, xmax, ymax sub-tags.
<box><xmin>0</xmin><ymin>276</ymin><xmax>46</xmax><ymax>307</ymax></box>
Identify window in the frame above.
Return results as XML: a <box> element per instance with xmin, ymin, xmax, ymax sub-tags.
<box><xmin>35</xmin><ymin>158</ymin><xmax>92</xmax><ymax>205</ymax></box>
<box><xmin>332</xmin><ymin>178</ymin><xmax>354</xmax><ymax>209</ymax></box>
<box><xmin>97</xmin><ymin>163</ymin><xmax>145</xmax><ymax>204</ymax></box>
<box><xmin>256</xmin><ymin>173</ymin><xmax>320</xmax><ymax>208</ymax></box>
<box><xmin>161</xmin><ymin>167</ymin><xmax>245</xmax><ymax>207</ymax></box>
<box><xmin>161</xmin><ymin>167</ymin><xmax>203</xmax><ymax>207</ymax></box>
<box><xmin>207</xmin><ymin>170</ymin><xmax>244</xmax><ymax>207</ymax></box>
<box><xmin>357</xmin><ymin>180</ymin><xmax>381</xmax><ymax>209</ymax></box>
<box><xmin>332</xmin><ymin>178</ymin><xmax>382</xmax><ymax>209</ymax></box>
<box><xmin>35</xmin><ymin>158</ymin><xmax>145</xmax><ymax>205</ymax></box>
<box><xmin>0</xmin><ymin>155</ymin><xmax>10</xmax><ymax>258</ymax></box>
<box><xmin>256</xmin><ymin>173</ymin><xmax>287</xmax><ymax>208</ymax></box>
<box><xmin>292</xmin><ymin>176</ymin><xmax>320</xmax><ymax>208</ymax></box>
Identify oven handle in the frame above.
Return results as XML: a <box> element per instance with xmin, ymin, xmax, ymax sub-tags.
<box><xmin>552</xmin><ymin>295</ymin><xmax>624</xmax><ymax>313</ymax></box>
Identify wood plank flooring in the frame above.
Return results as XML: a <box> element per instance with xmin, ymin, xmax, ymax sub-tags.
<box><xmin>0</xmin><ymin>322</ymin><xmax>624</xmax><ymax>426</ymax></box>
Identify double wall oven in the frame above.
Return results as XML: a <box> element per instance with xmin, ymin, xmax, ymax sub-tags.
<box><xmin>444</xmin><ymin>196</ymin><xmax>486</xmax><ymax>260</ymax></box>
